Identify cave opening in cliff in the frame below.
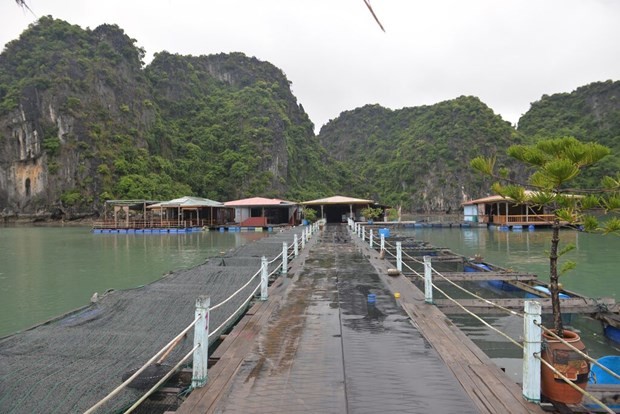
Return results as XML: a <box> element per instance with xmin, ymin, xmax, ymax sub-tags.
<box><xmin>25</xmin><ymin>178</ymin><xmax>31</xmax><ymax>197</ymax></box>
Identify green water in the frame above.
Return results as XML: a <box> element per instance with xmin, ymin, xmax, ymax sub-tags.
<box><xmin>0</xmin><ymin>226</ymin><xmax>268</xmax><ymax>337</ymax></box>
<box><xmin>402</xmin><ymin>227</ymin><xmax>618</xmax><ymax>300</ymax></box>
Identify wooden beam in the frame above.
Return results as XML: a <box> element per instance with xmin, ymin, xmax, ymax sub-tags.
<box><xmin>434</xmin><ymin>297</ymin><xmax>617</xmax><ymax>314</ymax></box>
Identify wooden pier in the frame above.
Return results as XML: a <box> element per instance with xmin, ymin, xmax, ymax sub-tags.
<box><xmin>173</xmin><ymin>224</ymin><xmax>548</xmax><ymax>414</ymax></box>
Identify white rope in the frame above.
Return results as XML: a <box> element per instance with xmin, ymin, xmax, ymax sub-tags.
<box><xmin>268</xmin><ymin>252</ymin><xmax>283</xmax><ymax>265</ymax></box>
<box><xmin>209</xmin><ymin>280</ymin><xmax>261</xmax><ymax>338</ymax></box>
<box><xmin>123</xmin><ymin>344</ymin><xmax>199</xmax><ymax>414</ymax></box>
<box><xmin>536</xmin><ymin>322</ymin><xmax>620</xmax><ymax>383</ymax></box>
<box><xmin>398</xmin><ymin>249</ymin><xmax>523</xmax><ymax>317</ymax></box>
<box><xmin>269</xmin><ymin>266</ymin><xmax>280</xmax><ymax>278</ymax></box>
<box><xmin>210</xmin><ymin>267</ymin><xmax>261</xmax><ymax>311</ymax></box>
<box><xmin>84</xmin><ymin>316</ymin><xmax>200</xmax><ymax>414</ymax></box>
<box><xmin>535</xmin><ymin>354</ymin><xmax>615</xmax><ymax>414</ymax></box>
<box><xmin>430</xmin><ymin>280</ymin><xmax>524</xmax><ymax>349</ymax></box>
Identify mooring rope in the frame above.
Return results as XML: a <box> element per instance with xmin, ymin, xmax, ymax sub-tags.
<box><xmin>210</xmin><ymin>267</ymin><xmax>261</xmax><ymax>312</ymax></box>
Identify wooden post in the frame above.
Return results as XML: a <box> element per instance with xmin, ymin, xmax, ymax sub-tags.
<box><xmin>357</xmin><ymin>223</ymin><xmax>362</xmax><ymax>238</ymax></box>
<box><xmin>424</xmin><ymin>256</ymin><xmax>433</xmax><ymax>304</ymax></box>
<box><xmin>261</xmin><ymin>256</ymin><xmax>268</xmax><ymax>301</ymax></box>
<box><xmin>396</xmin><ymin>242</ymin><xmax>402</xmax><ymax>272</ymax></box>
<box><xmin>380</xmin><ymin>234</ymin><xmax>385</xmax><ymax>253</ymax></box>
<box><xmin>362</xmin><ymin>226</ymin><xmax>366</xmax><ymax>242</ymax></box>
<box><xmin>282</xmin><ymin>242</ymin><xmax>288</xmax><ymax>275</ymax></box>
<box><xmin>523</xmin><ymin>300</ymin><xmax>542</xmax><ymax>402</ymax></box>
<box><xmin>369</xmin><ymin>229</ymin><xmax>374</xmax><ymax>248</ymax></box>
<box><xmin>192</xmin><ymin>296</ymin><xmax>210</xmax><ymax>388</ymax></box>
<box><xmin>301</xmin><ymin>230</ymin><xmax>306</xmax><ymax>250</ymax></box>
<box><xmin>294</xmin><ymin>234</ymin><xmax>299</xmax><ymax>257</ymax></box>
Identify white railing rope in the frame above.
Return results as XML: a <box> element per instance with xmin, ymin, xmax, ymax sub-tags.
<box><xmin>84</xmin><ymin>316</ymin><xmax>200</xmax><ymax>414</ymax></box>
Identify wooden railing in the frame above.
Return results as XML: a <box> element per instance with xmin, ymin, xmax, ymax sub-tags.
<box><xmin>492</xmin><ymin>214</ymin><xmax>555</xmax><ymax>225</ymax></box>
<box><xmin>92</xmin><ymin>218</ymin><xmax>220</xmax><ymax>229</ymax></box>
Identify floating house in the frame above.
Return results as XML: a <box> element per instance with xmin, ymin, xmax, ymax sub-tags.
<box><xmin>300</xmin><ymin>195</ymin><xmax>384</xmax><ymax>223</ymax></box>
<box><xmin>224</xmin><ymin>197</ymin><xmax>300</xmax><ymax>227</ymax></box>
<box><xmin>147</xmin><ymin>196</ymin><xmax>232</xmax><ymax>228</ymax></box>
<box><xmin>462</xmin><ymin>193</ymin><xmax>553</xmax><ymax>227</ymax></box>
<box><xmin>92</xmin><ymin>196</ymin><xmax>231</xmax><ymax>232</ymax></box>
<box><xmin>93</xmin><ymin>199</ymin><xmax>162</xmax><ymax>230</ymax></box>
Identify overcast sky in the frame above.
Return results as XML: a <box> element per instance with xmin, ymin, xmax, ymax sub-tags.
<box><xmin>1</xmin><ymin>0</ymin><xmax>619</xmax><ymax>131</ymax></box>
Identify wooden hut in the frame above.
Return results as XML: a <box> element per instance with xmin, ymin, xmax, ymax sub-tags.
<box><xmin>147</xmin><ymin>196</ymin><xmax>232</xmax><ymax>228</ymax></box>
<box><xmin>224</xmin><ymin>197</ymin><xmax>300</xmax><ymax>226</ymax></box>
<box><xmin>301</xmin><ymin>195</ymin><xmax>384</xmax><ymax>223</ymax></box>
<box><xmin>462</xmin><ymin>192</ymin><xmax>553</xmax><ymax>226</ymax></box>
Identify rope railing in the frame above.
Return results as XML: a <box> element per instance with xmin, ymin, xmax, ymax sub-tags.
<box><xmin>86</xmin><ymin>228</ymin><xmax>312</xmax><ymax>413</ymax></box>
<box><xmin>124</xmin><ymin>344</ymin><xmax>200</xmax><ymax>414</ymax></box>
<box><xmin>349</xmin><ymin>220</ymin><xmax>620</xmax><ymax>411</ymax></box>
<box><xmin>268</xmin><ymin>251</ymin><xmax>284</xmax><ymax>265</ymax></box>
<box><xmin>84</xmin><ymin>316</ymin><xmax>201</xmax><ymax>414</ymax></box>
<box><xmin>210</xmin><ymin>267</ymin><xmax>262</xmax><ymax>312</ymax></box>
<box><xmin>209</xmin><ymin>281</ymin><xmax>262</xmax><ymax>339</ymax></box>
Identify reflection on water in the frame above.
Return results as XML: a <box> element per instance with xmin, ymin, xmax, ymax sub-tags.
<box><xmin>0</xmin><ymin>227</ymin><xmax>268</xmax><ymax>336</ymax></box>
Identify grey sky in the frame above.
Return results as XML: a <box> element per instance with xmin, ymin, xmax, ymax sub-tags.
<box><xmin>1</xmin><ymin>0</ymin><xmax>619</xmax><ymax>131</ymax></box>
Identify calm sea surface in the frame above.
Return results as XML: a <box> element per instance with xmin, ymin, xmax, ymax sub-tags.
<box><xmin>0</xmin><ymin>226</ymin><xmax>268</xmax><ymax>337</ymax></box>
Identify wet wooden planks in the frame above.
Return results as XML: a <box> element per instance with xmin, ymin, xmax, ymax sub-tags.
<box><xmin>176</xmin><ymin>237</ymin><xmax>314</xmax><ymax>414</ymax></box>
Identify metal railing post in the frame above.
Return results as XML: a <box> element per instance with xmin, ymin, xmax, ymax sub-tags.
<box><xmin>282</xmin><ymin>242</ymin><xmax>288</xmax><ymax>275</ymax></box>
<box><xmin>423</xmin><ymin>256</ymin><xmax>433</xmax><ymax>304</ymax></box>
<box><xmin>523</xmin><ymin>300</ymin><xmax>542</xmax><ymax>402</ymax></box>
<box><xmin>261</xmin><ymin>256</ymin><xmax>268</xmax><ymax>301</ymax></box>
<box><xmin>369</xmin><ymin>229</ymin><xmax>374</xmax><ymax>248</ymax></box>
<box><xmin>396</xmin><ymin>242</ymin><xmax>402</xmax><ymax>272</ymax></box>
<box><xmin>192</xmin><ymin>296</ymin><xmax>210</xmax><ymax>388</ymax></box>
<box><xmin>294</xmin><ymin>234</ymin><xmax>299</xmax><ymax>257</ymax></box>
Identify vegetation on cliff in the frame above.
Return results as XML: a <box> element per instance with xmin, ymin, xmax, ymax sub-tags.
<box><xmin>0</xmin><ymin>17</ymin><xmax>618</xmax><ymax>217</ymax></box>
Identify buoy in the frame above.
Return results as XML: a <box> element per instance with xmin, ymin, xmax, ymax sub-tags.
<box><xmin>394</xmin><ymin>292</ymin><xmax>401</xmax><ymax>299</ymax></box>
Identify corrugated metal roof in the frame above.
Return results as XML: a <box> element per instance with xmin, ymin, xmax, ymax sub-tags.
<box><xmin>224</xmin><ymin>197</ymin><xmax>297</xmax><ymax>207</ymax></box>
<box><xmin>301</xmin><ymin>196</ymin><xmax>375</xmax><ymax>205</ymax></box>
<box><xmin>148</xmin><ymin>196</ymin><xmax>225</xmax><ymax>209</ymax></box>
<box><xmin>461</xmin><ymin>190</ymin><xmax>545</xmax><ymax>206</ymax></box>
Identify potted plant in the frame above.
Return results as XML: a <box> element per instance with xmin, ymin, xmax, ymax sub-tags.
<box><xmin>360</xmin><ymin>206</ymin><xmax>383</xmax><ymax>224</ymax></box>
<box><xmin>302</xmin><ymin>207</ymin><xmax>318</xmax><ymax>225</ymax></box>
<box><xmin>471</xmin><ymin>136</ymin><xmax>620</xmax><ymax>403</ymax></box>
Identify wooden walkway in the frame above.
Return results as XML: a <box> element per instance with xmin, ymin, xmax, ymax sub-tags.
<box><xmin>172</xmin><ymin>224</ymin><xmax>548</xmax><ymax>414</ymax></box>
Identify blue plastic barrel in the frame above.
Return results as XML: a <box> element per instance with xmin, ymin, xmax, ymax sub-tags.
<box><xmin>367</xmin><ymin>293</ymin><xmax>376</xmax><ymax>303</ymax></box>
<box><xmin>378</xmin><ymin>228</ymin><xmax>390</xmax><ymax>238</ymax></box>
<box><xmin>589</xmin><ymin>356</ymin><xmax>620</xmax><ymax>384</ymax></box>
